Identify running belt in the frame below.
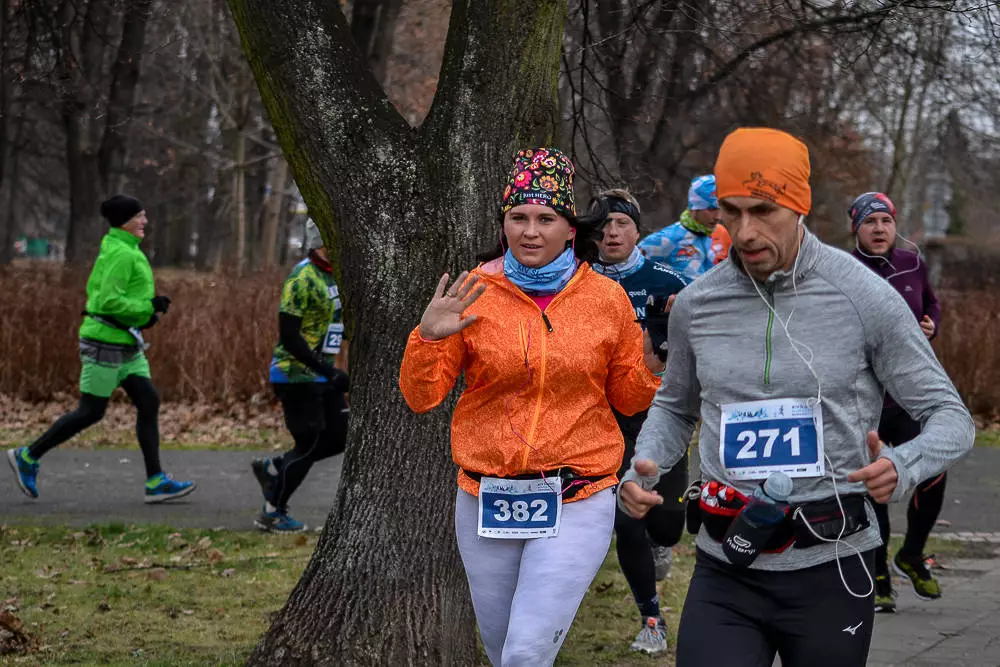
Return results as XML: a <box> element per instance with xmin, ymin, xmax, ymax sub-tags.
<box><xmin>82</xmin><ymin>311</ymin><xmax>149</xmax><ymax>350</ymax></box>
<box><xmin>79</xmin><ymin>338</ymin><xmax>143</xmax><ymax>365</ymax></box>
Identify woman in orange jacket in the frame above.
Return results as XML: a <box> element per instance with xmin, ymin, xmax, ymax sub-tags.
<box><xmin>399</xmin><ymin>147</ymin><xmax>663</xmax><ymax>666</ymax></box>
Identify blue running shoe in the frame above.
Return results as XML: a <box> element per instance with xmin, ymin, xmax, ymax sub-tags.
<box><xmin>6</xmin><ymin>447</ymin><xmax>39</xmax><ymax>499</ymax></box>
<box><xmin>144</xmin><ymin>472</ymin><xmax>196</xmax><ymax>504</ymax></box>
<box><xmin>254</xmin><ymin>505</ymin><xmax>306</xmax><ymax>533</ymax></box>
<box><xmin>251</xmin><ymin>457</ymin><xmax>278</xmax><ymax>505</ymax></box>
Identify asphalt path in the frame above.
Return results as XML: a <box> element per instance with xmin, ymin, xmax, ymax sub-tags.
<box><xmin>0</xmin><ymin>449</ymin><xmax>341</xmax><ymax>531</ymax></box>
<box><xmin>2</xmin><ymin>445</ymin><xmax>999</xmax><ymax>533</ymax></box>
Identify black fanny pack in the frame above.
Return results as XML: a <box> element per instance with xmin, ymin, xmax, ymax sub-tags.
<box><xmin>687</xmin><ymin>480</ymin><xmax>871</xmax><ymax>553</ymax></box>
<box><xmin>464</xmin><ymin>469</ymin><xmax>608</xmax><ymax>502</ymax></box>
<box><xmin>79</xmin><ymin>338</ymin><xmax>142</xmax><ymax>365</ymax></box>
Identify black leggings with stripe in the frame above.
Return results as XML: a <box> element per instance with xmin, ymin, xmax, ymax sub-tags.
<box><xmin>271</xmin><ymin>382</ymin><xmax>349</xmax><ymax>510</ymax></box>
<box><xmin>873</xmin><ymin>404</ymin><xmax>947</xmax><ymax>575</ymax></box>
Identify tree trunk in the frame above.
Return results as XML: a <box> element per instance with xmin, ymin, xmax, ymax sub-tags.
<box><xmin>203</xmin><ymin>171</ymin><xmax>232</xmax><ymax>272</ymax></box>
<box><xmin>228</xmin><ymin>0</ymin><xmax>567</xmax><ymax>663</ymax></box>
<box><xmin>63</xmin><ymin>115</ymin><xmax>104</xmax><ymax>265</ymax></box>
<box><xmin>61</xmin><ymin>0</ymin><xmax>153</xmax><ymax>264</ymax></box>
<box><xmin>233</xmin><ymin>128</ymin><xmax>247</xmax><ymax>275</ymax></box>
<box><xmin>351</xmin><ymin>0</ymin><xmax>402</xmax><ymax>84</ymax></box>
<box><xmin>3</xmin><ymin>148</ymin><xmax>19</xmax><ymax>259</ymax></box>
<box><xmin>0</xmin><ymin>0</ymin><xmax>11</xmax><ymax>265</ymax></box>
<box><xmin>261</xmin><ymin>156</ymin><xmax>289</xmax><ymax>268</ymax></box>
<box><xmin>98</xmin><ymin>0</ymin><xmax>153</xmax><ymax>190</ymax></box>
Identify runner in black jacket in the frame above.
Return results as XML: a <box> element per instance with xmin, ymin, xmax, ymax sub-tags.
<box><xmin>592</xmin><ymin>189</ymin><xmax>689</xmax><ymax>654</ymax></box>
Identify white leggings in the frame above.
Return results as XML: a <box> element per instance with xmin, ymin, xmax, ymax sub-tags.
<box><xmin>455</xmin><ymin>487</ymin><xmax>615</xmax><ymax>667</ymax></box>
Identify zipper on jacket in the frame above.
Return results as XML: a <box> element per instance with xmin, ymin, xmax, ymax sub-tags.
<box><xmin>502</xmin><ymin>266</ymin><xmax>583</xmax><ymax>471</ymax></box>
<box><xmin>523</xmin><ymin>319</ymin><xmax>547</xmax><ymax>470</ymax></box>
<box><xmin>763</xmin><ymin>288</ymin><xmax>774</xmax><ymax>385</ymax></box>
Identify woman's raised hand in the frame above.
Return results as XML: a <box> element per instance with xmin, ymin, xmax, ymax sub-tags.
<box><xmin>418</xmin><ymin>271</ymin><xmax>487</xmax><ymax>341</ymax></box>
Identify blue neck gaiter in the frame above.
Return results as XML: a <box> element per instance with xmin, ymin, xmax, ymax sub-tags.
<box><xmin>504</xmin><ymin>247</ymin><xmax>578</xmax><ymax>296</ymax></box>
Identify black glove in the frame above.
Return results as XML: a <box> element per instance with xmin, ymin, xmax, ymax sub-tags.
<box><xmin>139</xmin><ymin>313</ymin><xmax>160</xmax><ymax>330</ymax></box>
<box><xmin>151</xmin><ymin>295</ymin><xmax>172</xmax><ymax>314</ymax></box>
<box><xmin>644</xmin><ymin>294</ymin><xmax>672</xmax><ymax>362</ymax></box>
<box><xmin>322</xmin><ymin>365</ymin><xmax>350</xmax><ymax>393</ymax></box>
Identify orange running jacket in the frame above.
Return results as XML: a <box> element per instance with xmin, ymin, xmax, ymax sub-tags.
<box><xmin>399</xmin><ymin>257</ymin><xmax>659</xmax><ymax>502</ymax></box>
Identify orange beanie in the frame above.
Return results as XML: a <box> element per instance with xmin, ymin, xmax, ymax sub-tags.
<box><xmin>714</xmin><ymin>128</ymin><xmax>811</xmax><ymax>216</ymax></box>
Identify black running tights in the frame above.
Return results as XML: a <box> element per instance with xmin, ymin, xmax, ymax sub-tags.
<box><xmin>615</xmin><ymin>451</ymin><xmax>688</xmax><ymax>615</ymax></box>
<box><xmin>27</xmin><ymin>375</ymin><xmax>162</xmax><ymax>478</ymax></box>
<box><xmin>873</xmin><ymin>404</ymin><xmax>947</xmax><ymax>576</ymax></box>
<box><xmin>272</xmin><ymin>382</ymin><xmax>349</xmax><ymax>510</ymax></box>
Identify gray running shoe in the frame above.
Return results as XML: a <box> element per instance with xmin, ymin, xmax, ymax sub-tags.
<box><xmin>630</xmin><ymin>616</ymin><xmax>668</xmax><ymax>654</ymax></box>
<box><xmin>652</xmin><ymin>545</ymin><xmax>673</xmax><ymax>580</ymax></box>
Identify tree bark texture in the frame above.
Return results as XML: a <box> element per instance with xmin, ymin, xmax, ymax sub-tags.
<box><xmin>228</xmin><ymin>0</ymin><xmax>568</xmax><ymax>664</ymax></box>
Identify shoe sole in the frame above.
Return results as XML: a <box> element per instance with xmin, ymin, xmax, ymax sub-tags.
<box><xmin>144</xmin><ymin>482</ymin><xmax>197</xmax><ymax>504</ymax></box>
<box><xmin>874</xmin><ymin>604</ymin><xmax>896</xmax><ymax>613</ymax></box>
<box><xmin>253</xmin><ymin>519</ymin><xmax>307</xmax><ymax>533</ymax></box>
<box><xmin>892</xmin><ymin>559</ymin><xmax>941</xmax><ymax>601</ymax></box>
<box><xmin>630</xmin><ymin>645</ymin><xmax>668</xmax><ymax>655</ymax></box>
<box><xmin>6</xmin><ymin>449</ymin><xmax>38</xmax><ymax>499</ymax></box>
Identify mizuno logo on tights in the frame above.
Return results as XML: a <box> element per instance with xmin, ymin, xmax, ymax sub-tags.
<box><xmin>842</xmin><ymin>621</ymin><xmax>863</xmax><ymax>636</ymax></box>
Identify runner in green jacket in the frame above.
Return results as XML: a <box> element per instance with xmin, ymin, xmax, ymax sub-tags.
<box><xmin>6</xmin><ymin>195</ymin><xmax>196</xmax><ymax>503</ymax></box>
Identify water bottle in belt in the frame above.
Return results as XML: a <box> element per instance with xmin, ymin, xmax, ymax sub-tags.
<box><xmin>722</xmin><ymin>472</ymin><xmax>792</xmax><ymax>567</ymax></box>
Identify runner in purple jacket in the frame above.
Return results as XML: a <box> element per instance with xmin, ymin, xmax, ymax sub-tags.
<box><xmin>850</xmin><ymin>191</ymin><xmax>945</xmax><ymax>612</ymax></box>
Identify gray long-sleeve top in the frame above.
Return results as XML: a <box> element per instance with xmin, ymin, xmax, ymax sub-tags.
<box><xmin>621</xmin><ymin>229</ymin><xmax>975</xmax><ymax>571</ymax></box>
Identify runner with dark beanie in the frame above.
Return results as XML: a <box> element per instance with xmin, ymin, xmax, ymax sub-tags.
<box><xmin>6</xmin><ymin>195</ymin><xmax>196</xmax><ymax>504</ymax></box>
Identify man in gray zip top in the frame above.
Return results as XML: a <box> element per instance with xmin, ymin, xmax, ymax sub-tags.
<box><xmin>618</xmin><ymin>127</ymin><xmax>974</xmax><ymax>667</ymax></box>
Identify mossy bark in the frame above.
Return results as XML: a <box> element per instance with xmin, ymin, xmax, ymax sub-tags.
<box><xmin>227</xmin><ymin>1</ymin><xmax>568</xmax><ymax>664</ymax></box>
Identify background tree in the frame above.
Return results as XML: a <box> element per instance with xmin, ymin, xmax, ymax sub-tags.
<box><xmin>226</xmin><ymin>0</ymin><xmax>568</xmax><ymax>663</ymax></box>
<box><xmin>561</xmin><ymin>0</ymin><xmax>1000</xmax><ymax>242</ymax></box>
<box><xmin>52</xmin><ymin>0</ymin><xmax>154</xmax><ymax>262</ymax></box>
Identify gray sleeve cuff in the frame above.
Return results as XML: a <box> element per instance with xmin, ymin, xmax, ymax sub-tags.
<box><xmin>616</xmin><ymin>466</ymin><xmax>663</xmax><ymax>513</ymax></box>
<box><xmin>881</xmin><ymin>447</ymin><xmax>916</xmax><ymax>503</ymax></box>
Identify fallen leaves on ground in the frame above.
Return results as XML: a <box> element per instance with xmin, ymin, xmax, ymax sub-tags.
<box><xmin>35</xmin><ymin>566</ymin><xmax>63</xmax><ymax>580</ymax></box>
<box><xmin>0</xmin><ymin>609</ymin><xmax>40</xmax><ymax>655</ymax></box>
<box><xmin>0</xmin><ymin>393</ymin><xmax>291</xmax><ymax>449</ymax></box>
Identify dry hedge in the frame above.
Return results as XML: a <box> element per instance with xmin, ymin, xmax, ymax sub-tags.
<box><xmin>934</xmin><ymin>289</ymin><xmax>1000</xmax><ymax>421</ymax></box>
<box><xmin>0</xmin><ymin>264</ymin><xmax>282</xmax><ymax>404</ymax></box>
<box><xmin>0</xmin><ymin>264</ymin><xmax>997</xmax><ymax>421</ymax></box>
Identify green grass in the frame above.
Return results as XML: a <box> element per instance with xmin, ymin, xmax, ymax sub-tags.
<box><xmin>0</xmin><ymin>526</ymin><xmax>696</xmax><ymax>666</ymax></box>
<box><xmin>0</xmin><ymin>524</ymin><xmax>311</xmax><ymax>665</ymax></box>
<box><xmin>1</xmin><ymin>526</ymin><xmax>995</xmax><ymax>666</ymax></box>
<box><xmin>975</xmin><ymin>428</ymin><xmax>1000</xmax><ymax>449</ymax></box>
<box><xmin>557</xmin><ymin>537</ymin><xmax>695</xmax><ymax>667</ymax></box>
